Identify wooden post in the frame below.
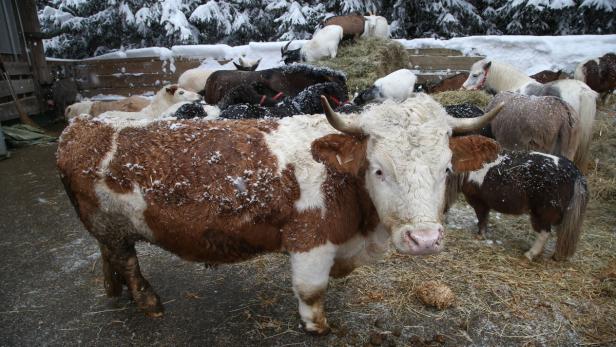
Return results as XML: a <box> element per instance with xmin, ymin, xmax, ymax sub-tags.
<box><xmin>15</xmin><ymin>0</ymin><xmax>51</xmax><ymax>85</ymax></box>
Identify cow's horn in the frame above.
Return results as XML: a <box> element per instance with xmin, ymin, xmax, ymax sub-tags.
<box><xmin>282</xmin><ymin>39</ymin><xmax>293</xmax><ymax>52</ymax></box>
<box><xmin>447</xmin><ymin>102</ymin><xmax>504</xmax><ymax>135</ymax></box>
<box><xmin>320</xmin><ymin>95</ymin><xmax>363</xmax><ymax>136</ymax></box>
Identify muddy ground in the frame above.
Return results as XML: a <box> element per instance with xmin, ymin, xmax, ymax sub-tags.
<box><xmin>1</xmin><ymin>110</ymin><xmax>615</xmax><ymax>346</ymax></box>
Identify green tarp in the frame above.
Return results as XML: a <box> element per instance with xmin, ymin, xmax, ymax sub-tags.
<box><xmin>2</xmin><ymin>124</ymin><xmax>57</xmax><ymax>147</ymax></box>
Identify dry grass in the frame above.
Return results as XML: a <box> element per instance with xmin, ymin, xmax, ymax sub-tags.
<box><xmin>314</xmin><ymin>38</ymin><xmax>410</xmax><ymax>95</ymax></box>
<box><xmin>432</xmin><ymin>90</ymin><xmax>494</xmax><ymax>108</ymax></box>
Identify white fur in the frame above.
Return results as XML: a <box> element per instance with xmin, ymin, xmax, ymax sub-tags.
<box><xmin>525</xmin><ymin>231</ymin><xmax>550</xmax><ymax>260</ymax></box>
<box><xmin>531</xmin><ymin>151</ymin><xmax>560</xmax><ymax>166</ymax></box>
<box><xmin>362</xmin><ymin>15</ymin><xmax>389</xmax><ymax>39</ymax></box>
<box><xmin>98</xmin><ymin>85</ymin><xmax>201</xmax><ymax>121</ymax></box>
<box><xmin>301</xmin><ymin>25</ymin><xmax>344</xmax><ymax>62</ymax></box>
<box><xmin>373</xmin><ymin>69</ymin><xmax>417</xmax><ymax>102</ymax></box>
<box><xmin>335</xmin><ymin>223</ymin><xmax>390</xmax><ymax>266</ymax></box>
<box><xmin>264</xmin><ymin>115</ymin><xmax>329</xmax><ymax>212</ymax></box>
<box><xmin>291</xmin><ymin>242</ymin><xmax>337</xmax><ymax>331</ymax></box>
<box><xmin>178</xmin><ymin>68</ymin><xmax>214</xmax><ymax>93</ymax></box>
<box><xmin>65</xmin><ymin>101</ymin><xmax>93</xmax><ymax>120</ymax></box>
<box><xmin>467</xmin><ymin>154</ymin><xmax>507</xmax><ymax>186</ymax></box>
<box><xmin>94</xmin><ymin>131</ymin><xmax>154</xmax><ymax>241</ymax></box>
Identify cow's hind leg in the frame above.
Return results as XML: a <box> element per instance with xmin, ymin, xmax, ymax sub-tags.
<box><xmin>107</xmin><ymin>242</ymin><xmax>164</xmax><ymax>317</ymax></box>
<box><xmin>290</xmin><ymin>243</ymin><xmax>336</xmax><ymax>335</ymax></box>
<box><xmin>99</xmin><ymin>243</ymin><xmax>124</xmax><ymax>297</ymax></box>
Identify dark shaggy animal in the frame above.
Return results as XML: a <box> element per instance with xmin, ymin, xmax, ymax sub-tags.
<box><xmin>446</xmin><ymin>150</ymin><xmax>588</xmax><ymax>261</ymax></box>
<box><xmin>49</xmin><ymin>78</ymin><xmax>78</xmax><ymax>119</ymax></box>
<box><xmin>323</xmin><ymin>14</ymin><xmax>365</xmax><ymax>40</ymax></box>
<box><xmin>530</xmin><ymin>69</ymin><xmax>564</xmax><ymax>84</ymax></box>
<box><xmin>575</xmin><ymin>53</ymin><xmax>616</xmax><ymax>94</ymax></box>
<box><xmin>219</xmin><ymin>82</ymin><xmax>349</xmax><ymax>120</ymax></box>
<box><xmin>204</xmin><ymin>64</ymin><xmax>347</xmax><ymax>105</ymax></box>
<box><xmin>217</xmin><ymin>82</ymin><xmax>284</xmax><ymax>110</ymax></box>
<box><xmin>445</xmin><ymin>103</ymin><xmax>492</xmax><ymax>138</ymax></box>
<box><xmin>484</xmin><ymin>92</ymin><xmax>581</xmax><ymax>167</ymax></box>
<box><xmin>174</xmin><ymin>102</ymin><xmax>208</xmax><ymax>119</ymax></box>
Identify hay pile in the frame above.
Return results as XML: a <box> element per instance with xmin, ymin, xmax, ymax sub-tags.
<box><xmin>431</xmin><ymin>90</ymin><xmax>493</xmax><ymax>108</ymax></box>
<box><xmin>314</xmin><ymin>38</ymin><xmax>410</xmax><ymax>95</ymax></box>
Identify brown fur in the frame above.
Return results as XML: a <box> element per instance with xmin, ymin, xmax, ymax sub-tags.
<box><xmin>485</xmin><ymin>92</ymin><xmax>581</xmax><ymax>166</ymax></box>
<box><xmin>530</xmin><ymin>70</ymin><xmax>564</xmax><ymax>84</ymax></box>
<box><xmin>449</xmin><ymin>135</ymin><xmax>501</xmax><ymax>172</ymax></box>
<box><xmin>89</xmin><ymin>96</ymin><xmax>150</xmax><ymax>117</ymax></box>
<box><xmin>427</xmin><ymin>73</ymin><xmax>469</xmax><ymax>93</ymax></box>
<box><xmin>323</xmin><ymin>14</ymin><xmax>365</xmax><ymax>40</ymax></box>
<box><xmin>580</xmin><ymin>53</ymin><xmax>616</xmax><ymax>94</ymax></box>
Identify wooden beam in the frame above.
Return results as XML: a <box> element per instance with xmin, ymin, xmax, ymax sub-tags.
<box><xmin>0</xmin><ymin>79</ymin><xmax>36</xmax><ymax>98</ymax></box>
<box><xmin>408</xmin><ymin>55</ymin><xmax>483</xmax><ymax>71</ymax></box>
<box><xmin>406</xmin><ymin>48</ymin><xmax>464</xmax><ymax>56</ymax></box>
<box><xmin>3</xmin><ymin>62</ymin><xmax>31</xmax><ymax>76</ymax></box>
<box><xmin>0</xmin><ymin>95</ymin><xmax>40</xmax><ymax>121</ymax></box>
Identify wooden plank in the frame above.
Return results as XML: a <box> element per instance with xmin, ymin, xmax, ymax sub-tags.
<box><xmin>408</xmin><ymin>55</ymin><xmax>483</xmax><ymax>71</ymax></box>
<box><xmin>0</xmin><ymin>79</ymin><xmax>36</xmax><ymax>98</ymax></box>
<box><xmin>0</xmin><ymin>96</ymin><xmax>41</xmax><ymax>121</ymax></box>
<box><xmin>75</xmin><ymin>73</ymin><xmax>177</xmax><ymax>90</ymax></box>
<box><xmin>78</xmin><ymin>86</ymin><xmax>161</xmax><ymax>98</ymax></box>
<box><xmin>73</xmin><ymin>58</ymin><xmax>203</xmax><ymax>76</ymax></box>
<box><xmin>406</xmin><ymin>48</ymin><xmax>463</xmax><ymax>56</ymax></box>
<box><xmin>3</xmin><ymin>62</ymin><xmax>31</xmax><ymax>76</ymax></box>
<box><xmin>415</xmin><ymin>72</ymin><xmax>468</xmax><ymax>85</ymax></box>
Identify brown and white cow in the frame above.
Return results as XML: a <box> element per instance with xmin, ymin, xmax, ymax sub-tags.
<box><xmin>57</xmin><ymin>94</ymin><xmax>502</xmax><ymax>334</ymax></box>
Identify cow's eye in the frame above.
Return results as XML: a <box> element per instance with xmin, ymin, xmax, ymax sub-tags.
<box><xmin>375</xmin><ymin>169</ymin><xmax>383</xmax><ymax>176</ymax></box>
<box><xmin>472</xmin><ymin>73</ymin><xmax>479</xmax><ymax>78</ymax></box>
<box><xmin>179</xmin><ymin>91</ymin><xmax>185</xmax><ymax>95</ymax></box>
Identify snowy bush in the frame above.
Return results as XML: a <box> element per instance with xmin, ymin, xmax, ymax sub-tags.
<box><xmin>37</xmin><ymin>0</ymin><xmax>616</xmax><ymax>59</ymax></box>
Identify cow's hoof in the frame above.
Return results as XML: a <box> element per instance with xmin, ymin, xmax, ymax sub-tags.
<box><xmin>523</xmin><ymin>250</ymin><xmax>536</xmax><ymax>261</ymax></box>
<box><xmin>301</xmin><ymin>322</ymin><xmax>331</xmax><ymax>336</ymax></box>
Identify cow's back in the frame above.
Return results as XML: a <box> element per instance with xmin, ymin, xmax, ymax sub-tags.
<box><xmin>57</xmin><ymin>118</ymin><xmax>300</xmax><ymax>262</ymax></box>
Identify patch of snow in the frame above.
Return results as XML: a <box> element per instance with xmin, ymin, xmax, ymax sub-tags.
<box><xmin>396</xmin><ymin>34</ymin><xmax>616</xmax><ymax>75</ymax></box>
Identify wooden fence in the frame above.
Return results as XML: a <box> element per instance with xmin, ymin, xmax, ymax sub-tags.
<box><xmin>0</xmin><ymin>60</ymin><xmax>41</xmax><ymax>122</ymax></box>
<box><xmin>46</xmin><ymin>48</ymin><xmax>482</xmax><ymax>98</ymax></box>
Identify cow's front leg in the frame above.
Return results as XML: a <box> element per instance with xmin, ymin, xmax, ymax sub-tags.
<box><xmin>290</xmin><ymin>243</ymin><xmax>336</xmax><ymax>335</ymax></box>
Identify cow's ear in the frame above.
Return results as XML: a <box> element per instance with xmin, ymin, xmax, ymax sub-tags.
<box><xmin>483</xmin><ymin>61</ymin><xmax>492</xmax><ymax>71</ymax></box>
<box><xmin>166</xmin><ymin>85</ymin><xmax>178</xmax><ymax>95</ymax></box>
<box><xmin>449</xmin><ymin>135</ymin><xmax>500</xmax><ymax>172</ymax></box>
<box><xmin>312</xmin><ymin>134</ymin><xmax>368</xmax><ymax>176</ymax></box>
<box><xmin>233</xmin><ymin>62</ymin><xmax>242</xmax><ymax>70</ymax></box>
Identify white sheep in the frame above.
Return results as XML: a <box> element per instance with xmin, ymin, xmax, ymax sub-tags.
<box><xmin>353</xmin><ymin>69</ymin><xmax>417</xmax><ymax>105</ymax></box>
<box><xmin>281</xmin><ymin>25</ymin><xmax>344</xmax><ymax>64</ymax></box>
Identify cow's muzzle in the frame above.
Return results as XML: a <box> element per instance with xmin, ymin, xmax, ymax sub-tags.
<box><xmin>395</xmin><ymin>223</ymin><xmax>444</xmax><ymax>255</ymax></box>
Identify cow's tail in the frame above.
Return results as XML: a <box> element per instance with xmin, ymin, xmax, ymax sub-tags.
<box><xmin>573</xmin><ymin>86</ymin><xmax>598</xmax><ymax>172</ymax></box>
<box><xmin>554</xmin><ymin>177</ymin><xmax>588</xmax><ymax>261</ymax></box>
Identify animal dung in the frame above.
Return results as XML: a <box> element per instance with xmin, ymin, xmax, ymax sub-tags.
<box><xmin>415</xmin><ymin>281</ymin><xmax>455</xmax><ymax>310</ymax></box>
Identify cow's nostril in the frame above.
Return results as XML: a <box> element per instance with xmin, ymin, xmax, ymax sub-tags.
<box><xmin>406</xmin><ymin>230</ymin><xmax>420</xmax><ymax>246</ymax></box>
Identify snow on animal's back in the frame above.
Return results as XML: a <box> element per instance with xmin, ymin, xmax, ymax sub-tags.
<box><xmin>374</xmin><ymin>69</ymin><xmax>418</xmax><ymax>102</ymax></box>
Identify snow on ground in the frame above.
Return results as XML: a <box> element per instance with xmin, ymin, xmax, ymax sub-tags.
<box><xmin>396</xmin><ymin>35</ymin><xmax>616</xmax><ymax>75</ymax></box>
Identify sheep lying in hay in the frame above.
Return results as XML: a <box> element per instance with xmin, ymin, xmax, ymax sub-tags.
<box><xmin>218</xmin><ymin>82</ymin><xmax>348</xmax><ymax>120</ymax></box>
<box><xmin>353</xmin><ymin>69</ymin><xmax>417</xmax><ymax>105</ymax></box>
<box><xmin>432</xmin><ymin>90</ymin><xmax>493</xmax><ymax>108</ymax></box>
<box><xmin>445</xmin><ymin>148</ymin><xmax>588</xmax><ymax>261</ymax></box>
<box><xmin>96</xmin><ymin>85</ymin><xmax>201</xmax><ymax>121</ymax></box>
<box><xmin>65</xmin><ymin>96</ymin><xmax>151</xmax><ymax>120</ymax></box>
<box><xmin>281</xmin><ymin>25</ymin><xmax>344</xmax><ymax>64</ymax></box>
